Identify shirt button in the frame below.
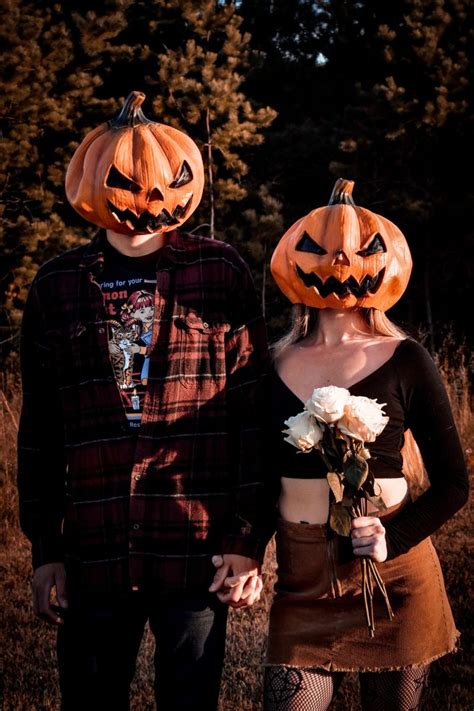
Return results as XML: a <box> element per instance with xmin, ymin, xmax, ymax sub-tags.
<box><xmin>203</xmin><ymin>321</ymin><xmax>209</xmax><ymax>328</ymax></box>
<box><xmin>134</xmin><ymin>474</ymin><xmax>141</xmax><ymax>481</ymax></box>
<box><xmin>132</xmin><ymin>523</ymin><xmax>140</xmax><ymax>530</ymax></box>
<box><xmin>98</xmin><ymin>327</ymin><xmax>105</xmax><ymax>334</ymax></box>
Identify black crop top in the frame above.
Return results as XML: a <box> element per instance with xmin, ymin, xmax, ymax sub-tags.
<box><xmin>267</xmin><ymin>338</ymin><xmax>468</xmax><ymax>559</ymax></box>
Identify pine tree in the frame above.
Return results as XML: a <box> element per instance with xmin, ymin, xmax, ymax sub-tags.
<box><xmin>149</xmin><ymin>0</ymin><xmax>277</xmax><ymax>238</ymax></box>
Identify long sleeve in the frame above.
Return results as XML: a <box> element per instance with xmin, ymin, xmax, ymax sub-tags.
<box><xmin>384</xmin><ymin>341</ymin><xmax>469</xmax><ymax>558</ymax></box>
<box><xmin>17</xmin><ymin>278</ymin><xmax>66</xmax><ymax>570</ymax></box>
<box><xmin>220</xmin><ymin>255</ymin><xmax>277</xmax><ymax>562</ymax></box>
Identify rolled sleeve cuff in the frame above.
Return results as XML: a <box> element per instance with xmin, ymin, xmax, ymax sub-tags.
<box><xmin>220</xmin><ymin>534</ymin><xmax>268</xmax><ymax>564</ymax></box>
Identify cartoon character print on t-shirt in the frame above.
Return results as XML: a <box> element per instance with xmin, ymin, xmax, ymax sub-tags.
<box><xmin>108</xmin><ymin>319</ymin><xmax>139</xmax><ymax>390</ymax></box>
<box><xmin>106</xmin><ymin>288</ymin><xmax>154</xmax><ymax>392</ymax></box>
<box><xmin>100</xmin><ymin>276</ymin><xmax>156</xmax><ymax>428</ymax></box>
<box><xmin>115</xmin><ymin>289</ymin><xmax>154</xmax><ymax>387</ymax></box>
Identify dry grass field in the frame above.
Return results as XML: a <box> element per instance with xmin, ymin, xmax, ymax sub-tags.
<box><xmin>1</xmin><ymin>351</ymin><xmax>473</xmax><ymax>710</ymax></box>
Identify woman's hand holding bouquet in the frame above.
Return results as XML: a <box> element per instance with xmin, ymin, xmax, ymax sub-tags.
<box><xmin>283</xmin><ymin>385</ymin><xmax>394</xmax><ymax>637</ymax></box>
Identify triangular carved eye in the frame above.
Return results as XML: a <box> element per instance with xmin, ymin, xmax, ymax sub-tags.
<box><xmin>357</xmin><ymin>233</ymin><xmax>386</xmax><ymax>257</ymax></box>
<box><xmin>169</xmin><ymin>161</ymin><xmax>193</xmax><ymax>188</ymax></box>
<box><xmin>296</xmin><ymin>231</ymin><xmax>327</xmax><ymax>255</ymax></box>
<box><xmin>106</xmin><ymin>166</ymin><xmax>142</xmax><ymax>193</ymax></box>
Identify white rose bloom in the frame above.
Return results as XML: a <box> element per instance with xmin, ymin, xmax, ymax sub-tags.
<box><xmin>305</xmin><ymin>385</ymin><xmax>351</xmax><ymax>424</ymax></box>
<box><xmin>338</xmin><ymin>396</ymin><xmax>389</xmax><ymax>442</ymax></box>
<box><xmin>283</xmin><ymin>411</ymin><xmax>323</xmax><ymax>451</ymax></box>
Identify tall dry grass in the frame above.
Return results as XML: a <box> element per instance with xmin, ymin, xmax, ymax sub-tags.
<box><xmin>1</xmin><ymin>347</ymin><xmax>473</xmax><ymax>710</ymax></box>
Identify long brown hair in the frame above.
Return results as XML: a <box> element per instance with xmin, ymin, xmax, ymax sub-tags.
<box><xmin>271</xmin><ymin>304</ymin><xmax>429</xmax><ymax>496</ymax></box>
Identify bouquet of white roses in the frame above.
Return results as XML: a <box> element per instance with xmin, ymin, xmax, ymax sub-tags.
<box><xmin>283</xmin><ymin>385</ymin><xmax>394</xmax><ymax>637</ymax></box>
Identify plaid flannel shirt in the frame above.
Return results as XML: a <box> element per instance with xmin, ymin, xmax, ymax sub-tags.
<box><xmin>17</xmin><ymin>230</ymin><xmax>272</xmax><ymax>593</ymax></box>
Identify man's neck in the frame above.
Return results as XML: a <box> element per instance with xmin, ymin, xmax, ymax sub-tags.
<box><xmin>105</xmin><ymin>228</ymin><xmax>169</xmax><ymax>257</ymax></box>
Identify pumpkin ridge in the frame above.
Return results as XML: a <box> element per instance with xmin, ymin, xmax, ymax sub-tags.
<box><xmin>106</xmin><ymin>131</ymin><xmax>139</xmax><ymax>210</ymax></box>
<box><xmin>132</xmin><ymin>127</ymin><xmax>150</xmax><ymax>203</ymax></box>
<box><xmin>147</xmin><ymin>126</ymin><xmax>180</xmax><ymax>187</ymax></box>
<box><xmin>82</xmin><ymin>134</ymin><xmax>119</xmax><ymax>213</ymax></box>
<box><xmin>65</xmin><ymin>124</ymin><xmax>110</xmax><ymax>203</ymax></box>
<box><xmin>149</xmin><ymin>124</ymin><xmax>193</xmax><ymax>178</ymax></box>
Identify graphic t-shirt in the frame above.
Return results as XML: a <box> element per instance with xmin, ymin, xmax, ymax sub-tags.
<box><xmin>98</xmin><ymin>240</ymin><xmax>160</xmax><ymax>429</ymax></box>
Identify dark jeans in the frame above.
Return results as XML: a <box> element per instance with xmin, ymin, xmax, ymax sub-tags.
<box><xmin>57</xmin><ymin>589</ymin><xmax>228</xmax><ymax>711</ymax></box>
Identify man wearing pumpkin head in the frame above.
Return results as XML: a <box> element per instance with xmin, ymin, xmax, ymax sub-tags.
<box><xmin>17</xmin><ymin>92</ymin><xmax>272</xmax><ymax>711</ymax></box>
<box><xmin>259</xmin><ymin>178</ymin><xmax>468</xmax><ymax>710</ymax></box>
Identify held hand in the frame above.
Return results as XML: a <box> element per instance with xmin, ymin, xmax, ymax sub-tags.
<box><xmin>351</xmin><ymin>516</ymin><xmax>387</xmax><ymax>563</ymax></box>
<box><xmin>32</xmin><ymin>562</ymin><xmax>68</xmax><ymax>625</ymax></box>
<box><xmin>209</xmin><ymin>554</ymin><xmax>262</xmax><ymax>608</ymax></box>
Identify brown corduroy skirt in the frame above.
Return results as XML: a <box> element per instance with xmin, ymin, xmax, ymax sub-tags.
<box><xmin>265</xmin><ymin>512</ymin><xmax>459</xmax><ymax>672</ymax></box>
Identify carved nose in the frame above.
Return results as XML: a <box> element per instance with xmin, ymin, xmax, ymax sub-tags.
<box><xmin>333</xmin><ymin>250</ymin><xmax>350</xmax><ymax>266</ymax></box>
<box><xmin>148</xmin><ymin>187</ymin><xmax>164</xmax><ymax>201</ymax></box>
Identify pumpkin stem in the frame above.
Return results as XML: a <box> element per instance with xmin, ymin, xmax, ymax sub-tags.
<box><xmin>109</xmin><ymin>91</ymin><xmax>155</xmax><ymax>128</ymax></box>
<box><xmin>328</xmin><ymin>178</ymin><xmax>356</xmax><ymax>206</ymax></box>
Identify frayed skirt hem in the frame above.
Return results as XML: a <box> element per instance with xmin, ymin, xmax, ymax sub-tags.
<box><xmin>262</xmin><ymin>635</ymin><xmax>461</xmax><ymax>674</ymax></box>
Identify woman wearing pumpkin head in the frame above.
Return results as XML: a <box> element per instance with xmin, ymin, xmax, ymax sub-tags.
<box><xmin>261</xmin><ymin>179</ymin><xmax>468</xmax><ymax>710</ymax></box>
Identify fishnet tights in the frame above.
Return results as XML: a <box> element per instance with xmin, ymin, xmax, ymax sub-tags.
<box><xmin>264</xmin><ymin>664</ymin><xmax>430</xmax><ymax>711</ymax></box>
<box><xmin>264</xmin><ymin>666</ymin><xmax>342</xmax><ymax>711</ymax></box>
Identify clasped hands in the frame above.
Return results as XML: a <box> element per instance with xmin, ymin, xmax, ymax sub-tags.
<box><xmin>209</xmin><ymin>554</ymin><xmax>263</xmax><ymax>608</ymax></box>
<box><xmin>207</xmin><ymin>517</ymin><xmax>387</xmax><ymax>609</ymax></box>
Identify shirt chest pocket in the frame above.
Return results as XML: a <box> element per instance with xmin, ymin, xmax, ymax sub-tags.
<box><xmin>51</xmin><ymin>320</ymin><xmax>109</xmax><ymax>385</ymax></box>
<box><xmin>176</xmin><ymin>311</ymin><xmax>231</xmax><ymax>385</ymax></box>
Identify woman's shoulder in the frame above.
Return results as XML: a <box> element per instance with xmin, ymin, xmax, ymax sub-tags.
<box><xmin>393</xmin><ymin>337</ymin><xmax>434</xmax><ymax>366</ymax></box>
<box><xmin>393</xmin><ymin>338</ymin><xmax>443</xmax><ymax>391</ymax></box>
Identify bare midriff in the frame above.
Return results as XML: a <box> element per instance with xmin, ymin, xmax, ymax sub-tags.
<box><xmin>279</xmin><ymin>477</ymin><xmax>409</xmax><ymax>524</ymax></box>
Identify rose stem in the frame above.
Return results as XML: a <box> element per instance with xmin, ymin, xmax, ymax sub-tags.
<box><xmin>362</xmin><ymin>558</ymin><xmax>375</xmax><ymax>638</ymax></box>
<box><xmin>352</xmin><ymin>503</ymin><xmax>374</xmax><ymax>635</ymax></box>
<box><xmin>353</xmin><ymin>501</ymin><xmax>394</xmax><ymax>623</ymax></box>
<box><xmin>357</xmin><ymin>507</ymin><xmax>376</xmax><ymax>639</ymax></box>
<box><xmin>368</xmin><ymin>560</ymin><xmax>395</xmax><ymax>620</ymax></box>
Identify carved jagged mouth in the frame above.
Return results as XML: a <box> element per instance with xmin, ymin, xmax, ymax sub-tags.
<box><xmin>296</xmin><ymin>266</ymin><xmax>385</xmax><ymax>298</ymax></box>
<box><xmin>107</xmin><ymin>197</ymin><xmax>192</xmax><ymax>232</ymax></box>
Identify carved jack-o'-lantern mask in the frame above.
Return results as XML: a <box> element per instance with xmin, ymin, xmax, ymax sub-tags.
<box><xmin>271</xmin><ymin>178</ymin><xmax>412</xmax><ymax>311</ymax></box>
<box><xmin>65</xmin><ymin>91</ymin><xmax>204</xmax><ymax>235</ymax></box>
